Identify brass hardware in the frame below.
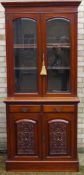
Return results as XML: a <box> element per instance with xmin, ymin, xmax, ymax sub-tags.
<box><xmin>54</xmin><ymin>108</ymin><xmax>63</xmax><ymax>112</ymax></box>
<box><xmin>40</xmin><ymin>54</ymin><xmax>47</xmax><ymax>75</ymax></box>
<box><xmin>21</xmin><ymin>108</ymin><xmax>29</xmax><ymax>112</ymax></box>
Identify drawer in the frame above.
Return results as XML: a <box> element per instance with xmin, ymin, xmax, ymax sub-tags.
<box><xmin>9</xmin><ymin>105</ymin><xmax>41</xmax><ymax>113</ymax></box>
<box><xmin>43</xmin><ymin>105</ymin><xmax>75</xmax><ymax>113</ymax></box>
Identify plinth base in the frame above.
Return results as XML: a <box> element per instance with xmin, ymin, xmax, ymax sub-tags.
<box><xmin>6</xmin><ymin>160</ymin><xmax>79</xmax><ymax>172</ymax></box>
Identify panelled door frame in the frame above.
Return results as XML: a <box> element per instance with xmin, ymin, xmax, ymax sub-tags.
<box><xmin>42</xmin><ymin>112</ymin><xmax>77</xmax><ymax>160</ymax></box>
<box><xmin>7</xmin><ymin>112</ymin><xmax>42</xmax><ymax>160</ymax></box>
<box><xmin>41</xmin><ymin>13</ymin><xmax>77</xmax><ymax>97</ymax></box>
<box><xmin>6</xmin><ymin>13</ymin><xmax>42</xmax><ymax>97</ymax></box>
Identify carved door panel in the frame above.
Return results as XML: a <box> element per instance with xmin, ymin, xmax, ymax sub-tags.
<box><xmin>43</xmin><ymin>113</ymin><xmax>75</xmax><ymax>160</ymax></box>
<box><xmin>8</xmin><ymin>113</ymin><xmax>42</xmax><ymax>160</ymax></box>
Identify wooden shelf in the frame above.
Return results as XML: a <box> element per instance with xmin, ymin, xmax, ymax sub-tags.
<box><xmin>47</xmin><ymin>43</ymin><xmax>70</xmax><ymax>48</ymax></box>
<box><xmin>14</xmin><ymin>67</ymin><xmax>37</xmax><ymax>70</ymax></box>
<box><xmin>14</xmin><ymin>67</ymin><xmax>70</xmax><ymax>70</ymax></box>
<box><xmin>14</xmin><ymin>43</ymin><xmax>70</xmax><ymax>49</ymax></box>
<box><xmin>48</xmin><ymin>66</ymin><xmax>70</xmax><ymax>70</ymax></box>
<box><xmin>14</xmin><ymin>44</ymin><xmax>37</xmax><ymax>49</ymax></box>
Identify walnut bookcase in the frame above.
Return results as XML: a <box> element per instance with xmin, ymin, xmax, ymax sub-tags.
<box><xmin>2</xmin><ymin>1</ymin><xmax>81</xmax><ymax>171</ymax></box>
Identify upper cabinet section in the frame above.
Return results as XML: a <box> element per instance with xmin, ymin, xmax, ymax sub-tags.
<box><xmin>2</xmin><ymin>1</ymin><xmax>81</xmax><ymax>97</ymax></box>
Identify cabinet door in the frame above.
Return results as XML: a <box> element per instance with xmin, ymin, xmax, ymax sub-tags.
<box><xmin>7</xmin><ymin>113</ymin><xmax>42</xmax><ymax>160</ymax></box>
<box><xmin>43</xmin><ymin>113</ymin><xmax>76</xmax><ymax>160</ymax></box>
<box><xmin>41</xmin><ymin>13</ymin><xmax>76</xmax><ymax>96</ymax></box>
<box><xmin>6</xmin><ymin>14</ymin><xmax>42</xmax><ymax>96</ymax></box>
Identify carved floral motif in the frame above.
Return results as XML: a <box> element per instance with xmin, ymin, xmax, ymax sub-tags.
<box><xmin>49</xmin><ymin>120</ymin><xmax>69</xmax><ymax>155</ymax></box>
<box><xmin>16</xmin><ymin>119</ymin><xmax>36</xmax><ymax>155</ymax></box>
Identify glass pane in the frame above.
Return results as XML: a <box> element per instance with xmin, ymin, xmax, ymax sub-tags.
<box><xmin>13</xmin><ymin>18</ymin><xmax>37</xmax><ymax>93</ymax></box>
<box><xmin>47</xmin><ymin>18</ymin><xmax>70</xmax><ymax>93</ymax></box>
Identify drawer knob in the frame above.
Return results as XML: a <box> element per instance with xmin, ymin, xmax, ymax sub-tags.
<box><xmin>21</xmin><ymin>108</ymin><xmax>29</xmax><ymax>112</ymax></box>
<box><xmin>54</xmin><ymin>108</ymin><xmax>63</xmax><ymax>112</ymax></box>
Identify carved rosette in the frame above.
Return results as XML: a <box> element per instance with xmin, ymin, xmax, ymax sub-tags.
<box><xmin>49</xmin><ymin>119</ymin><xmax>69</xmax><ymax>155</ymax></box>
<box><xmin>16</xmin><ymin>119</ymin><xmax>36</xmax><ymax>155</ymax></box>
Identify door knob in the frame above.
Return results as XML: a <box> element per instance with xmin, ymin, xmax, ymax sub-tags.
<box><xmin>21</xmin><ymin>108</ymin><xmax>30</xmax><ymax>112</ymax></box>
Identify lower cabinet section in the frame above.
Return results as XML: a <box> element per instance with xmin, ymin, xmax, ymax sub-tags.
<box><xmin>6</xmin><ymin>103</ymin><xmax>79</xmax><ymax>171</ymax></box>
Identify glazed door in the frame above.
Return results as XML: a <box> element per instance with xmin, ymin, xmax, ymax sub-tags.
<box><xmin>6</xmin><ymin>14</ymin><xmax>42</xmax><ymax>96</ymax></box>
<box><xmin>8</xmin><ymin>113</ymin><xmax>42</xmax><ymax>160</ymax></box>
<box><xmin>41</xmin><ymin>14</ymin><xmax>76</xmax><ymax>97</ymax></box>
<box><xmin>6</xmin><ymin>13</ymin><xmax>76</xmax><ymax>97</ymax></box>
<box><xmin>42</xmin><ymin>113</ymin><xmax>76</xmax><ymax>160</ymax></box>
